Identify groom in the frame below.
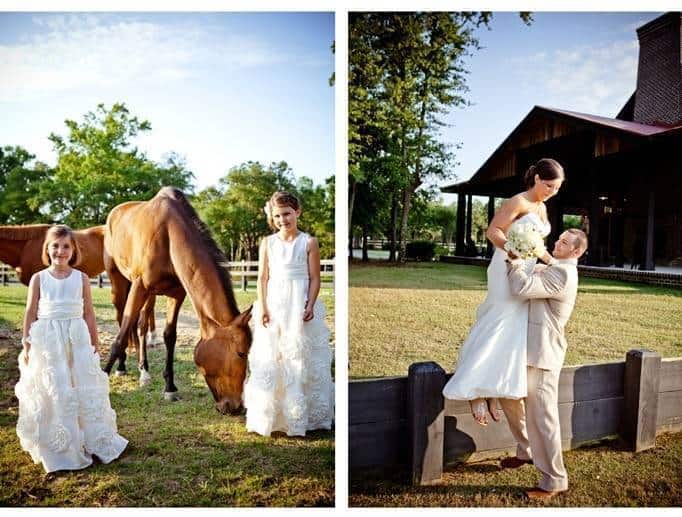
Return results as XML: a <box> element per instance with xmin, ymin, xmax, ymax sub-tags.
<box><xmin>499</xmin><ymin>228</ymin><xmax>588</xmax><ymax>501</ymax></box>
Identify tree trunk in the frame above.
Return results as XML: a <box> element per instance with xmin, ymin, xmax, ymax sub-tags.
<box><xmin>362</xmin><ymin>224</ymin><xmax>369</xmax><ymax>262</ymax></box>
<box><xmin>349</xmin><ymin>176</ymin><xmax>357</xmax><ymax>258</ymax></box>
<box><xmin>388</xmin><ymin>192</ymin><xmax>399</xmax><ymax>262</ymax></box>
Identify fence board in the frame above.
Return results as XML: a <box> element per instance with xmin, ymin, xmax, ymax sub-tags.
<box><xmin>350</xmin><ymin>420</ymin><xmax>408</xmax><ymax>468</ymax></box>
<box><xmin>656</xmin><ymin>390</ymin><xmax>682</xmax><ymax>432</ymax></box>
<box><xmin>443</xmin><ymin>397</ymin><xmax>623</xmax><ymax>465</ymax></box>
<box><xmin>349</xmin><ymin>377</ymin><xmax>407</xmax><ymax>425</ymax></box>
<box><xmin>659</xmin><ymin>359</ymin><xmax>682</xmax><ymax>392</ymax></box>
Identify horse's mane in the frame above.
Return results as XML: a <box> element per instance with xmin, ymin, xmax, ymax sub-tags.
<box><xmin>158</xmin><ymin>187</ymin><xmax>240</xmax><ymax>317</ymax></box>
<box><xmin>0</xmin><ymin>224</ymin><xmax>52</xmax><ymax>241</ymax></box>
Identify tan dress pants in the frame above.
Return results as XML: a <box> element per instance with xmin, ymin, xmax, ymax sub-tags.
<box><xmin>499</xmin><ymin>365</ymin><xmax>568</xmax><ymax>492</ymax></box>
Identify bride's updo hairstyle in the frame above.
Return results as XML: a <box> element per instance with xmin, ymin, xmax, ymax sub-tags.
<box><xmin>42</xmin><ymin>224</ymin><xmax>80</xmax><ymax>266</ymax></box>
<box><xmin>265</xmin><ymin>191</ymin><xmax>301</xmax><ymax>231</ymax></box>
<box><xmin>523</xmin><ymin>158</ymin><xmax>565</xmax><ymax>189</ymax></box>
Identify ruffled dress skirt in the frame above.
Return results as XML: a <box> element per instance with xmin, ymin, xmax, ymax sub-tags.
<box><xmin>244</xmin><ymin>276</ymin><xmax>334</xmax><ymax>437</ymax></box>
<box><xmin>15</xmin><ymin>314</ymin><xmax>128</xmax><ymax>473</ymax></box>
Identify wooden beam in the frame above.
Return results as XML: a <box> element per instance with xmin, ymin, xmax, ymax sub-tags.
<box><xmin>455</xmin><ymin>193</ymin><xmax>465</xmax><ymax>256</ymax></box>
<box><xmin>621</xmin><ymin>349</ymin><xmax>661</xmax><ymax>452</ymax></box>
<box><xmin>486</xmin><ymin>196</ymin><xmax>495</xmax><ymax>257</ymax></box>
<box><xmin>643</xmin><ymin>190</ymin><xmax>655</xmax><ymax>270</ymax></box>
<box><xmin>407</xmin><ymin>362</ymin><xmax>446</xmax><ymax>486</ymax></box>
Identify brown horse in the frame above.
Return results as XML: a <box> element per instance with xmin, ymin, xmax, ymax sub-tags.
<box><xmin>0</xmin><ymin>224</ymin><xmax>159</xmax><ymax>379</ymax></box>
<box><xmin>103</xmin><ymin>187</ymin><xmax>253</xmax><ymax>414</ymax></box>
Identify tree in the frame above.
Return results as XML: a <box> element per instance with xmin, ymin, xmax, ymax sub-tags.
<box><xmin>0</xmin><ymin>146</ymin><xmax>51</xmax><ymax>224</ymax></box>
<box><xmin>194</xmin><ymin>161</ymin><xmax>296</xmax><ymax>261</ymax></box>
<box><xmin>349</xmin><ymin>13</ymin><xmax>532</xmax><ymax>262</ymax></box>
<box><xmin>35</xmin><ymin>103</ymin><xmax>194</xmax><ymax>228</ymax></box>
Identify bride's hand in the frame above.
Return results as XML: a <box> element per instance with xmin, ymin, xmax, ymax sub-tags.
<box><xmin>303</xmin><ymin>305</ymin><xmax>314</xmax><ymax>322</ymax></box>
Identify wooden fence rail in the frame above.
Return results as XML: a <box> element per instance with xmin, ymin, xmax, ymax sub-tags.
<box><xmin>1</xmin><ymin>260</ymin><xmax>335</xmax><ymax>291</ymax></box>
<box><xmin>349</xmin><ymin>350</ymin><xmax>682</xmax><ymax>486</ymax></box>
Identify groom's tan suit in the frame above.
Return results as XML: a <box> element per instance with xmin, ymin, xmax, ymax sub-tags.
<box><xmin>500</xmin><ymin>257</ymin><xmax>579</xmax><ymax>492</ymax></box>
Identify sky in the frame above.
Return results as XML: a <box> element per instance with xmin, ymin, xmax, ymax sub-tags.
<box><xmin>0</xmin><ymin>12</ymin><xmax>334</xmax><ymax>191</ymax></box>
<box><xmin>438</xmin><ymin>11</ymin><xmax>660</xmax><ymax>204</ymax></box>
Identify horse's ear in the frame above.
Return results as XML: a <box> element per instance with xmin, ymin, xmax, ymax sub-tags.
<box><xmin>234</xmin><ymin>305</ymin><xmax>253</xmax><ymax>327</ymax></box>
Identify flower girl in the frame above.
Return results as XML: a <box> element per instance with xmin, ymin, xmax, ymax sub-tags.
<box><xmin>15</xmin><ymin>225</ymin><xmax>127</xmax><ymax>473</ymax></box>
<box><xmin>243</xmin><ymin>191</ymin><xmax>334</xmax><ymax>436</ymax></box>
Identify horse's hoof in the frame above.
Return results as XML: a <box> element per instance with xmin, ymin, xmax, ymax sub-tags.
<box><xmin>163</xmin><ymin>391</ymin><xmax>180</xmax><ymax>401</ymax></box>
<box><xmin>115</xmin><ymin>370</ymin><xmax>127</xmax><ymax>377</ymax></box>
<box><xmin>139</xmin><ymin>370</ymin><xmax>152</xmax><ymax>386</ymax></box>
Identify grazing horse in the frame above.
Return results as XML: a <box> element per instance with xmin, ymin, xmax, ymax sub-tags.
<box><xmin>102</xmin><ymin>187</ymin><xmax>253</xmax><ymax>414</ymax></box>
<box><xmin>0</xmin><ymin>224</ymin><xmax>160</xmax><ymax>380</ymax></box>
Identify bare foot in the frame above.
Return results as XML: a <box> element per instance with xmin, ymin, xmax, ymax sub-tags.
<box><xmin>487</xmin><ymin>398</ymin><xmax>504</xmax><ymax>422</ymax></box>
<box><xmin>469</xmin><ymin>399</ymin><xmax>488</xmax><ymax>426</ymax></box>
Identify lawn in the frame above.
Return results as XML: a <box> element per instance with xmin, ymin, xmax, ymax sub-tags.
<box><xmin>349</xmin><ymin>261</ymin><xmax>682</xmax><ymax>379</ymax></box>
<box><xmin>0</xmin><ymin>284</ymin><xmax>334</xmax><ymax>507</ymax></box>
<box><xmin>350</xmin><ymin>432</ymin><xmax>682</xmax><ymax>507</ymax></box>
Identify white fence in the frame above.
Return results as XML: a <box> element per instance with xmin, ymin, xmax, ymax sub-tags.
<box><xmin>1</xmin><ymin>260</ymin><xmax>335</xmax><ymax>292</ymax></box>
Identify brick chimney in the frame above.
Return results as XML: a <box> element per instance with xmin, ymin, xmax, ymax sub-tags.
<box><xmin>633</xmin><ymin>12</ymin><xmax>682</xmax><ymax>126</ymax></box>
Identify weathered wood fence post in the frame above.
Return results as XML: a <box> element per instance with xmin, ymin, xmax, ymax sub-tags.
<box><xmin>621</xmin><ymin>349</ymin><xmax>661</xmax><ymax>452</ymax></box>
<box><xmin>407</xmin><ymin>361</ymin><xmax>446</xmax><ymax>486</ymax></box>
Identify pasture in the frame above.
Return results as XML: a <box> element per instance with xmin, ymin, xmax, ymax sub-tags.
<box><xmin>349</xmin><ymin>261</ymin><xmax>682</xmax><ymax>379</ymax></box>
<box><xmin>349</xmin><ymin>260</ymin><xmax>682</xmax><ymax>507</ymax></box>
<box><xmin>0</xmin><ymin>285</ymin><xmax>334</xmax><ymax>507</ymax></box>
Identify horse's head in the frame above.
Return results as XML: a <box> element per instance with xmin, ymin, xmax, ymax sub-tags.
<box><xmin>194</xmin><ymin>306</ymin><xmax>253</xmax><ymax>415</ymax></box>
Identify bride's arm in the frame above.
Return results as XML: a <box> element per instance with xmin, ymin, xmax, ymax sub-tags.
<box><xmin>485</xmin><ymin>196</ymin><xmax>524</xmax><ymax>250</ymax></box>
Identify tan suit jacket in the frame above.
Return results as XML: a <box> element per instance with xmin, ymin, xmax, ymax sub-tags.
<box><xmin>506</xmin><ymin>258</ymin><xmax>578</xmax><ymax>371</ymax></box>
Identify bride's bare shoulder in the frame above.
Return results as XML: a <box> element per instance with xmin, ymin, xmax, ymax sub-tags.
<box><xmin>502</xmin><ymin>193</ymin><xmax>528</xmax><ymax>210</ymax></box>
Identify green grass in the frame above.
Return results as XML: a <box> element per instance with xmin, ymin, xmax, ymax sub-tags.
<box><xmin>350</xmin><ymin>432</ymin><xmax>682</xmax><ymax>507</ymax></box>
<box><xmin>0</xmin><ymin>285</ymin><xmax>334</xmax><ymax>507</ymax></box>
<box><xmin>349</xmin><ymin>261</ymin><xmax>682</xmax><ymax>378</ymax></box>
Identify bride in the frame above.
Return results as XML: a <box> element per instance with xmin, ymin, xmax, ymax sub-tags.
<box><xmin>442</xmin><ymin>158</ymin><xmax>564</xmax><ymax>425</ymax></box>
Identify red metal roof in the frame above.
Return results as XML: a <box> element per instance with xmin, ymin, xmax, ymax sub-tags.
<box><xmin>441</xmin><ymin>104</ymin><xmax>682</xmax><ymax>193</ymax></box>
<box><xmin>538</xmin><ymin>105</ymin><xmax>682</xmax><ymax>136</ymax></box>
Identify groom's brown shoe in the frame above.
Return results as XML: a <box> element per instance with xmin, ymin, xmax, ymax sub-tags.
<box><xmin>525</xmin><ymin>487</ymin><xmax>566</xmax><ymax>501</ymax></box>
<box><xmin>500</xmin><ymin>456</ymin><xmax>532</xmax><ymax>469</ymax></box>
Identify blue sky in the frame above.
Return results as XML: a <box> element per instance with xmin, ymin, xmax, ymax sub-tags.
<box><xmin>0</xmin><ymin>12</ymin><xmax>334</xmax><ymax>190</ymax></box>
<box><xmin>439</xmin><ymin>11</ymin><xmax>660</xmax><ymax>203</ymax></box>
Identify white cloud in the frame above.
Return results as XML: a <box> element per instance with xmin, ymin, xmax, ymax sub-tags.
<box><xmin>0</xmin><ymin>13</ymin><xmax>306</xmax><ymax>103</ymax></box>
<box><xmin>512</xmin><ymin>39</ymin><xmax>639</xmax><ymax>117</ymax></box>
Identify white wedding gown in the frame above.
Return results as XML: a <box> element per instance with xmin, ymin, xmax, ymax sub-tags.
<box><xmin>243</xmin><ymin>232</ymin><xmax>334</xmax><ymax>436</ymax></box>
<box><xmin>15</xmin><ymin>269</ymin><xmax>128</xmax><ymax>473</ymax></box>
<box><xmin>442</xmin><ymin>212</ymin><xmax>551</xmax><ymax>400</ymax></box>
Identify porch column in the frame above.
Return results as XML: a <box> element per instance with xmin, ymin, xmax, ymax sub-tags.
<box><xmin>465</xmin><ymin>194</ymin><xmax>473</xmax><ymax>255</ymax></box>
<box><xmin>588</xmin><ymin>179</ymin><xmax>601</xmax><ymax>266</ymax></box>
<box><xmin>455</xmin><ymin>193</ymin><xmax>465</xmax><ymax>256</ymax></box>
<box><xmin>547</xmin><ymin>197</ymin><xmax>563</xmax><ymax>249</ymax></box>
<box><xmin>642</xmin><ymin>190</ymin><xmax>655</xmax><ymax>271</ymax></box>
<box><xmin>486</xmin><ymin>196</ymin><xmax>495</xmax><ymax>257</ymax></box>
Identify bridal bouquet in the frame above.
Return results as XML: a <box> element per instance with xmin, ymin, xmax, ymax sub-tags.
<box><xmin>504</xmin><ymin>223</ymin><xmax>545</xmax><ymax>259</ymax></box>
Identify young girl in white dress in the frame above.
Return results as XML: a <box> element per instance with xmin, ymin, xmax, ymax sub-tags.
<box><xmin>243</xmin><ymin>191</ymin><xmax>334</xmax><ymax>437</ymax></box>
<box><xmin>442</xmin><ymin>158</ymin><xmax>565</xmax><ymax>426</ymax></box>
<box><xmin>15</xmin><ymin>225</ymin><xmax>127</xmax><ymax>473</ymax></box>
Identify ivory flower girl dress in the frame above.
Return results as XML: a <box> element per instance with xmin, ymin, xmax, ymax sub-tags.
<box><xmin>244</xmin><ymin>232</ymin><xmax>334</xmax><ymax>436</ymax></box>
<box><xmin>15</xmin><ymin>269</ymin><xmax>127</xmax><ymax>473</ymax></box>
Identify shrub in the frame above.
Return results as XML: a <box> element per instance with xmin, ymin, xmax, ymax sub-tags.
<box><xmin>406</xmin><ymin>240</ymin><xmax>436</xmax><ymax>261</ymax></box>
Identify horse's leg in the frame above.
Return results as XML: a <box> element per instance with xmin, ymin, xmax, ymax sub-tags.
<box><xmin>162</xmin><ymin>291</ymin><xmax>185</xmax><ymax>401</ymax></box>
<box><xmin>104</xmin><ymin>257</ymin><xmax>131</xmax><ymax>375</ymax></box>
<box><xmin>103</xmin><ymin>278</ymin><xmax>149</xmax><ymax>376</ymax></box>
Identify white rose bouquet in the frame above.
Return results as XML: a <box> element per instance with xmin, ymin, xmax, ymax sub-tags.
<box><xmin>504</xmin><ymin>223</ymin><xmax>546</xmax><ymax>260</ymax></box>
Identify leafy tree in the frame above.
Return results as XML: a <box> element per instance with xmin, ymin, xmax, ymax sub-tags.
<box><xmin>194</xmin><ymin>161</ymin><xmax>296</xmax><ymax>261</ymax></box>
<box><xmin>35</xmin><ymin>103</ymin><xmax>194</xmax><ymax>227</ymax></box>
<box><xmin>195</xmin><ymin>162</ymin><xmax>334</xmax><ymax>261</ymax></box>
<box><xmin>349</xmin><ymin>13</ymin><xmax>532</xmax><ymax>261</ymax></box>
<box><xmin>0</xmin><ymin>146</ymin><xmax>51</xmax><ymax>224</ymax></box>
